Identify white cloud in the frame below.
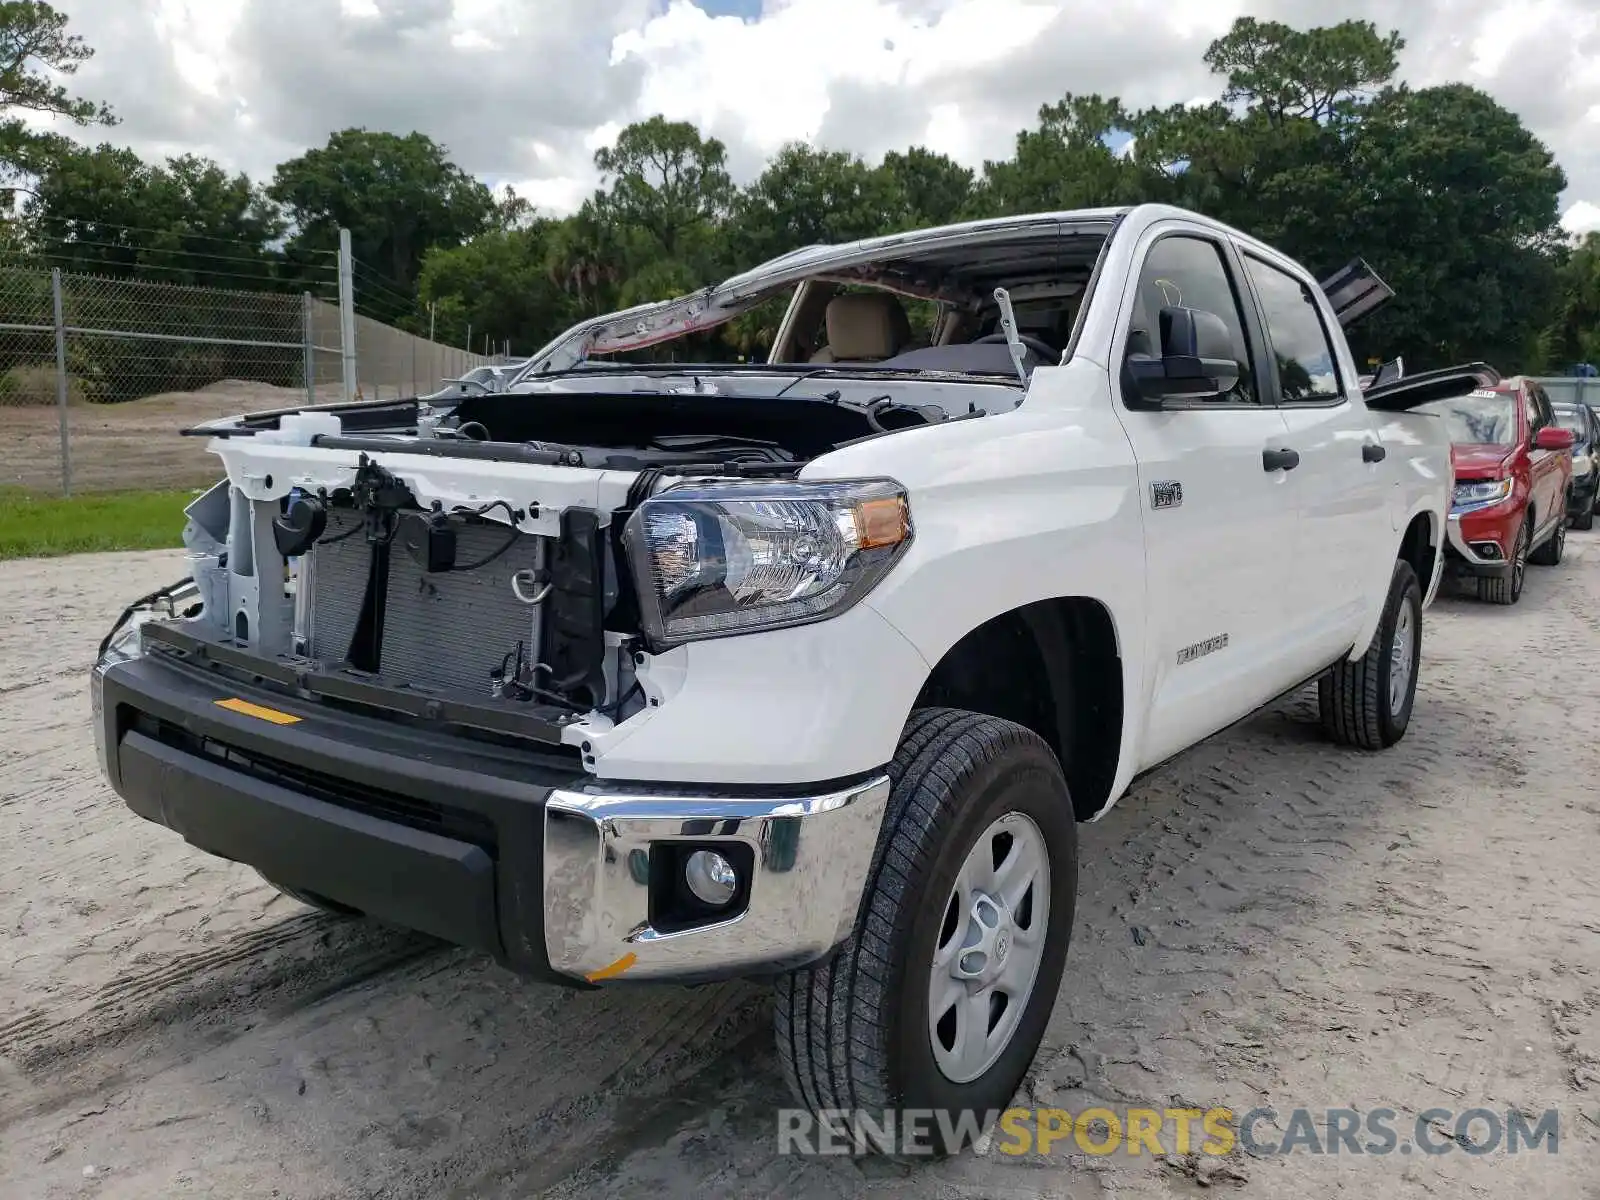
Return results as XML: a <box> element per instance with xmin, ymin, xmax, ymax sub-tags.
<box><xmin>152</xmin><ymin>0</ymin><xmax>243</xmax><ymax>98</ymax></box>
<box><xmin>1562</xmin><ymin>200</ymin><xmax>1600</xmax><ymax>235</ymax></box>
<box><xmin>27</xmin><ymin>0</ymin><xmax>1600</xmax><ymax>229</ymax></box>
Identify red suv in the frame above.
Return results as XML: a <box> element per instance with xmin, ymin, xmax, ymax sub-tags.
<box><xmin>1418</xmin><ymin>377</ymin><xmax>1574</xmax><ymax>605</ymax></box>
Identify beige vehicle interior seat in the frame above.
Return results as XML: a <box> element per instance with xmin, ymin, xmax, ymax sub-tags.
<box><xmin>810</xmin><ymin>292</ymin><xmax>912</xmax><ymax>363</ymax></box>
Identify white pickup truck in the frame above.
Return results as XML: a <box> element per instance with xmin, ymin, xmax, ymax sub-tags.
<box><xmin>92</xmin><ymin>204</ymin><xmax>1480</xmax><ymax>1149</ymax></box>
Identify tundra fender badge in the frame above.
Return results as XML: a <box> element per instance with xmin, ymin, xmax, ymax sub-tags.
<box><xmin>1150</xmin><ymin>480</ymin><xmax>1183</xmax><ymax>510</ymax></box>
<box><xmin>1177</xmin><ymin>634</ymin><xmax>1229</xmax><ymax>665</ymax></box>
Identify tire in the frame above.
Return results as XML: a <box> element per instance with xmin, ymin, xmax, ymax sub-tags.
<box><xmin>1530</xmin><ymin>513</ymin><xmax>1565</xmax><ymax>566</ymax></box>
<box><xmin>256</xmin><ymin>871</ymin><xmax>363</xmax><ymax>917</ymax></box>
<box><xmin>1320</xmin><ymin>558</ymin><xmax>1422</xmax><ymax>750</ymax></box>
<box><xmin>1478</xmin><ymin>517</ymin><xmax>1529</xmax><ymax>606</ymax></box>
<box><xmin>775</xmin><ymin>708</ymin><xmax>1078</xmax><ymax>1156</ymax></box>
<box><xmin>1574</xmin><ymin>489</ymin><xmax>1596</xmax><ymax>531</ymax></box>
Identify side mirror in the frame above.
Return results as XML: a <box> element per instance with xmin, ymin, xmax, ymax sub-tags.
<box><xmin>1535</xmin><ymin>426</ymin><xmax>1575</xmax><ymax>451</ymax></box>
<box><xmin>1125</xmin><ymin>305</ymin><xmax>1242</xmax><ymax>406</ymax></box>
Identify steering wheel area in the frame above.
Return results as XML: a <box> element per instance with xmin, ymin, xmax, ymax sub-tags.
<box><xmin>975</xmin><ymin>331</ymin><xmax>1058</xmax><ymax>361</ymax></box>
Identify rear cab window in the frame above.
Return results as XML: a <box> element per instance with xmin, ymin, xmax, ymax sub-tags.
<box><xmin>1241</xmin><ymin>254</ymin><xmax>1343</xmax><ymax>405</ymax></box>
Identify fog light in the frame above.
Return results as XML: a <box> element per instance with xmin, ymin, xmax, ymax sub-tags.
<box><xmin>684</xmin><ymin>849</ymin><xmax>738</xmax><ymax>907</ymax></box>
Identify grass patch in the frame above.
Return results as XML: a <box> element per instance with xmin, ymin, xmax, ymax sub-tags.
<box><xmin>0</xmin><ymin>487</ymin><xmax>194</xmax><ymax>560</ymax></box>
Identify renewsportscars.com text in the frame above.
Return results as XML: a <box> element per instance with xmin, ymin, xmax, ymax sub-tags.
<box><xmin>776</xmin><ymin>1106</ymin><xmax>1562</xmax><ymax>1158</ymax></box>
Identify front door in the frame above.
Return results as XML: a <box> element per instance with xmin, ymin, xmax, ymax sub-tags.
<box><xmin>1110</xmin><ymin>228</ymin><xmax>1302</xmax><ymax>770</ymax></box>
<box><xmin>1525</xmin><ymin>383</ymin><xmax>1566</xmax><ymax>538</ymax></box>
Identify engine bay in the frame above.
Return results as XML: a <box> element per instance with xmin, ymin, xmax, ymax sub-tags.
<box><xmin>166</xmin><ymin>375</ymin><xmax>966</xmax><ymax>749</ymax></box>
<box><xmin>434</xmin><ymin>388</ymin><xmax>937</xmax><ymax>473</ymax></box>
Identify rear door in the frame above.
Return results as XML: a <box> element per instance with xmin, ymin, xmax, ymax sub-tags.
<box><xmin>1237</xmin><ymin>247</ymin><xmax>1393</xmax><ymax>670</ymax></box>
<box><xmin>1110</xmin><ymin>225</ymin><xmax>1299</xmax><ymax>769</ymax></box>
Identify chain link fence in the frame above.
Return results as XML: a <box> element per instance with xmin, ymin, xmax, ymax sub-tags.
<box><xmin>0</xmin><ymin>264</ymin><xmax>494</xmax><ymax>495</ymax></box>
<box><xmin>305</xmin><ymin>299</ymin><xmax>496</xmax><ymax>403</ymax></box>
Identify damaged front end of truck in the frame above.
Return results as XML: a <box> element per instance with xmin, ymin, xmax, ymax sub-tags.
<box><xmin>88</xmin><ymin>385</ymin><xmax>912</xmax><ymax>983</ymax></box>
<box><xmin>88</xmin><ymin>206</ymin><xmax>1142</xmax><ymax>989</ymax></box>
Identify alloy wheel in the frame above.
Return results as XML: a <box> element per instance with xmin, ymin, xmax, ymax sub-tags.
<box><xmin>1512</xmin><ymin>523</ymin><xmax>1529</xmax><ymax>598</ymax></box>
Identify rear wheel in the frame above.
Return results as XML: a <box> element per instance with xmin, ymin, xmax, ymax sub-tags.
<box><xmin>775</xmin><ymin>708</ymin><xmax>1078</xmax><ymax>1156</ymax></box>
<box><xmin>1531</xmin><ymin>513</ymin><xmax>1565</xmax><ymax>566</ymax></box>
<box><xmin>1320</xmin><ymin>558</ymin><xmax>1421</xmax><ymax>750</ymax></box>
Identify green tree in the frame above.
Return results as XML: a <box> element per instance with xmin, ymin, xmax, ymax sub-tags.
<box><xmin>0</xmin><ymin>1</ymin><xmax>115</xmax><ymax>182</ymax></box>
<box><xmin>1345</xmin><ymin>83</ymin><xmax>1566</xmax><ymax>366</ymax></box>
<box><xmin>269</xmin><ymin>129</ymin><xmax>495</xmax><ymax>295</ymax></box>
<box><xmin>1131</xmin><ymin>17</ymin><xmax>1565</xmax><ymax>370</ymax></box>
<box><xmin>1546</xmin><ymin>233</ymin><xmax>1600</xmax><ymax>368</ymax></box>
<box><xmin>545</xmin><ymin>200</ymin><xmax>628</xmax><ymax>317</ymax></box>
<box><xmin>23</xmin><ymin>142</ymin><xmax>284</xmax><ymax>285</ymax></box>
<box><xmin>591</xmin><ymin>116</ymin><xmax>733</xmax><ymax>268</ymax></box>
<box><xmin>492</xmin><ymin>184</ymin><xmax>535</xmax><ymax>231</ymax></box>
<box><xmin>1205</xmin><ymin>17</ymin><xmax>1403</xmax><ymax>123</ymax></box>
<box><xmin>974</xmin><ymin>94</ymin><xmax>1157</xmax><ymax>215</ymax></box>
<box><xmin>881</xmin><ymin>147</ymin><xmax>974</xmax><ymax>228</ymax></box>
<box><xmin>731</xmin><ymin>144</ymin><xmax>909</xmax><ymax>265</ymax></box>
<box><xmin>416</xmin><ymin>219</ymin><xmax>575</xmax><ymax>352</ymax></box>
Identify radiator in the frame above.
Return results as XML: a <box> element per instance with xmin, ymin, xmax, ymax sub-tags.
<box><xmin>307</xmin><ymin>509</ymin><xmax>546</xmax><ymax>699</ymax></box>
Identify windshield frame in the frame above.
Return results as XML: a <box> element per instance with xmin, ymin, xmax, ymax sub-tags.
<box><xmin>506</xmin><ymin>211</ymin><xmax>1124</xmax><ymax>385</ymax></box>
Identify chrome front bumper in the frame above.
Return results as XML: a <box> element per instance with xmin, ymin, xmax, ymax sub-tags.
<box><xmin>543</xmin><ymin>775</ymin><xmax>892</xmax><ymax>983</ymax></box>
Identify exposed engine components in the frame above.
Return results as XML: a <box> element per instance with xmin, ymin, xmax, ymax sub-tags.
<box><xmin>271</xmin><ymin>491</ymin><xmax>328</xmax><ymax>558</ymax></box>
<box><xmin>490</xmin><ymin>640</ymin><xmax>536</xmax><ymax>701</ymax></box>
<box><xmin>424</xmin><ymin>515</ymin><xmax>457</xmax><ymax>573</ymax></box>
<box><xmin>511</xmin><ymin>568</ymin><xmax>553</xmax><ymax>606</ymax></box>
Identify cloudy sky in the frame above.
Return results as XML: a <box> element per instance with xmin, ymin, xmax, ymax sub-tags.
<box><xmin>31</xmin><ymin>0</ymin><xmax>1600</xmax><ymax>234</ymax></box>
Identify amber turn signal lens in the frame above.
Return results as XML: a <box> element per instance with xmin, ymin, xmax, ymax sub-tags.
<box><xmin>853</xmin><ymin>496</ymin><xmax>910</xmax><ymax>549</ymax></box>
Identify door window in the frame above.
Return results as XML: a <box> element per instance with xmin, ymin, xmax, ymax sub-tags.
<box><xmin>1242</xmin><ymin>255</ymin><xmax>1343</xmax><ymax>404</ymax></box>
<box><xmin>1129</xmin><ymin>236</ymin><xmax>1257</xmax><ymax>404</ymax></box>
<box><xmin>1533</xmin><ymin>386</ymin><xmax>1555</xmax><ymax>432</ymax></box>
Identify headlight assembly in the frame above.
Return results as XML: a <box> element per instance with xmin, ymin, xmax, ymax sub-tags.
<box><xmin>97</xmin><ymin>616</ymin><xmax>149</xmax><ymax>670</ymax></box>
<box><xmin>1451</xmin><ymin>478</ymin><xmax>1513</xmax><ymax>511</ymax></box>
<box><xmin>94</xmin><ymin>578</ymin><xmax>200</xmax><ymax>673</ymax></box>
<box><xmin>622</xmin><ymin>479</ymin><xmax>912</xmax><ymax>648</ymax></box>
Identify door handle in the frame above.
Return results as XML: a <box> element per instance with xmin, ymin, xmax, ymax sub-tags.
<box><xmin>1262</xmin><ymin>447</ymin><xmax>1300</xmax><ymax>472</ymax></box>
<box><xmin>1362</xmin><ymin>443</ymin><xmax>1387</xmax><ymax>463</ymax></box>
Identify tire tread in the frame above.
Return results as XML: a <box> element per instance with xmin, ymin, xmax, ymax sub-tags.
<box><xmin>1319</xmin><ymin>559</ymin><xmax>1420</xmax><ymax>750</ymax></box>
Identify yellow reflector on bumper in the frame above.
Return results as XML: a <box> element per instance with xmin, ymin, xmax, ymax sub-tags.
<box><xmin>215</xmin><ymin>697</ymin><xmax>302</xmax><ymax>725</ymax></box>
<box><xmin>586</xmin><ymin>952</ymin><xmax>638</xmax><ymax>982</ymax></box>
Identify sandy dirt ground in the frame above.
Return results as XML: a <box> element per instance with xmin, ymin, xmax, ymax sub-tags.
<box><xmin>0</xmin><ymin>382</ymin><xmax>347</xmax><ymax>495</ymax></box>
<box><xmin>2</xmin><ymin>539</ymin><xmax>1599</xmax><ymax>1198</ymax></box>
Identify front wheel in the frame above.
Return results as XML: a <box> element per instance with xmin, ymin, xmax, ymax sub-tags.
<box><xmin>775</xmin><ymin>709</ymin><xmax>1078</xmax><ymax>1155</ymax></box>
<box><xmin>1319</xmin><ymin>558</ymin><xmax>1422</xmax><ymax>750</ymax></box>
<box><xmin>1478</xmin><ymin>517</ymin><xmax>1529</xmax><ymax>606</ymax></box>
